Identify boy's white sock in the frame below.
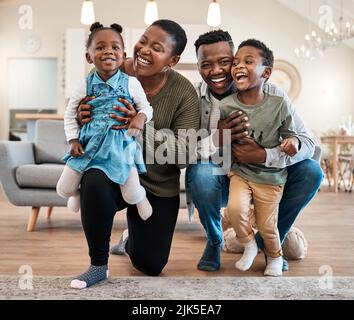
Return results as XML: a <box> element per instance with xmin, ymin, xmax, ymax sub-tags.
<box><xmin>67</xmin><ymin>195</ymin><xmax>80</xmax><ymax>212</ymax></box>
<box><xmin>264</xmin><ymin>256</ymin><xmax>283</xmax><ymax>277</ymax></box>
<box><xmin>235</xmin><ymin>238</ymin><xmax>258</xmax><ymax>271</ymax></box>
<box><xmin>136</xmin><ymin>197</ymin><xmax>153</xmax><ymax>220</ymax></box>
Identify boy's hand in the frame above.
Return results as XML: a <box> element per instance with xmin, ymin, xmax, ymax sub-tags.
<box><xmin>281</xmin><ymin>137</ymin><xmax>299</xmax><ymax>157</ymax></box>
<box><xmin>127</xmin><ymin>113</ymin><xmax>146</xmax><ymax>137</ymax></box>
<box><xmin>69</xmin><ymin>139</ymin><xmax>85</xmax><ymax>157</ymax></box>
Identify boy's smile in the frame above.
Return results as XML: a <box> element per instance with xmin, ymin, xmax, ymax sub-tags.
<box><xmin>231</xmin><ymin>45</ymin><xmax>271</xmax><ymax>92</ymax></box>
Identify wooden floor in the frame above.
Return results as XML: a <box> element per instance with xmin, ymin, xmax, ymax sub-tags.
<box><xmin>0</xmin><ymin>185</ymin><xmax>353</xmax><ymax>277</ymax></box>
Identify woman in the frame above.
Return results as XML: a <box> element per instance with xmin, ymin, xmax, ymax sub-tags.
<box><xmin>70</xmin><ymin>19</ymin><xmax>200</xmax><ymax>289</ymax></box>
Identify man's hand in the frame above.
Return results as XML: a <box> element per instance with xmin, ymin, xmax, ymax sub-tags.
<box><xmin>281</xmin><ymin>137</ymin><xmax>299</xmax><ymax>157</ymax></box>
<box><xmin>232</xmin><ymin>138</ymin><xmax>266</xmax><ymax>164</ymax></box>
<box><xmin>110</xmin><ymin>98</ymin><xmax>137</xmax><ymax>130</ymax></box>
<box><xmin>215</xmin><ymin>111</ymin><xmax>250</xmax><ymax>147</ymax></box>
<box><xmin>69</xmin><ymin>139</ymin><xmax>85</xmax><ymax>157</ymax></box>
<box><xmin>127</xmin><ymin>113</ymin><xmax>147</xmax><ymax>137</ymax></box>
<box><xmin>77</xmin><ymin>96</ymin><xmax>95</xmax><ymax>125</ymax></box>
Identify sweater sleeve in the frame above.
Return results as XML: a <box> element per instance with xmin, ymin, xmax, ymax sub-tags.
<box><xmin>64</xmin><ymin>79</ymin><xmax>86</xmax><ymax>142</ymax></box>
<box><xmin>139</xmin><ymin>81</ymin><xmax>200</xmax><ymax>169</ymax></box>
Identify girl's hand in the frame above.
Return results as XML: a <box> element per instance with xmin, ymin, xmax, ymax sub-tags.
<box><xmin>69</xmin><ymin>139</ymin><xmax>85</xmax><ymax>157</ymax></box>
<box><xmin>110</xmin><ymin>98</ymin><xmax>137</xmax><ymax>130</ymax></box>
<box><xmin>281</xmin><ymin>137</ymin><xmax>299</xmax><ymax>157</ymax></box>
<box><xmin>77</xmin><ymin>96</ymin><xmax>95</xmax><ymax>125</ymax></box>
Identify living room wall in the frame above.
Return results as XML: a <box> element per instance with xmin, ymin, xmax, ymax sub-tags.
<box><xmin>0</xmin><ymin>0</ymin><xmax>353</xmax><ymax>140</ymax></box>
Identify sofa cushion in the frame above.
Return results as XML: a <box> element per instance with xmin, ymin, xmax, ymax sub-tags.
<box><xmin>34</xmin><ymin>120</ymin><xmax>68</xmax><ymax>164</ymax></box>
<box><xmin>16</xmin><ymin>164</ymin><xmax>64</xmax><ymax>188</ymax></box>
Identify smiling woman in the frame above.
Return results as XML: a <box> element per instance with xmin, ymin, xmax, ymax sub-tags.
<box><xmin>74</xmin><ymin>19</ymin><xmax>200</xmax><ymax>288</ymax></box>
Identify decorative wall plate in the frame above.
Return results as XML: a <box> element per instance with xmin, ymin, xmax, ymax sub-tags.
<box><xmin>21</xmin><ymin>34</ymin><xmax>41</xmax><ymax>54</ymax></box>
<box><xmin>270</xmin><ymin>59</ymin><xmax>301</xmax><ymax>102</ymax></box>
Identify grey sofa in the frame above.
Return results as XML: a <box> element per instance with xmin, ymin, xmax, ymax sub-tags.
<box><xmin>0</xmin><ymin>120</ymin><xmax>187</xmax><ymax>232</ymax></box>
<box><xmin>0</xmin><ymin>120</ymin><xmax>68</xmax><ymax>231</ymax></box>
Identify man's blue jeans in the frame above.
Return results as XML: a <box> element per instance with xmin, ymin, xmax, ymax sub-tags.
<box><xmin>186</xmin><ymin>159</ymin><xmax>324</xmax><ymax>248</ymax></box>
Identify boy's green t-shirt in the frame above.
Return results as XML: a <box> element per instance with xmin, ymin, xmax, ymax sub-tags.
<box><xmin>219</xmin><ymin>92</ymin><xmax>297</xmax><ymax>186</ymax></box>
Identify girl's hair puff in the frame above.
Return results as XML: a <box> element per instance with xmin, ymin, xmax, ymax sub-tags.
<box><xmin>87</xmin><ymin>22</ymin><xmax>124</xmax><ymax>48</ymax></box>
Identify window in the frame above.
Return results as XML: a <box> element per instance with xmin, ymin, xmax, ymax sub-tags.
<box><xmin>8</xmin><ymin>58</ymin><xmax>58</xmax><ymax>110</ymax></box>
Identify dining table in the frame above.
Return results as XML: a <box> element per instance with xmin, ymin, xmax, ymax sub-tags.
<box><xmin>320</xmin><ymin>135</ymin><xmax>354</xmax><ymax>192</ymax></box>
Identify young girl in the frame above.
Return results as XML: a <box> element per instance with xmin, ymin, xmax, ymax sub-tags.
<box><xmin>57</xmin><ymin>22</ymin><xmax>153</xmax><ymax>220</ymax></box>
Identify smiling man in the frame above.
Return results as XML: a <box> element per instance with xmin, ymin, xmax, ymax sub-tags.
<box><xmin>186</xmin><ymin>30</ymin><xmax>323</xmax><ymax>272</ymax></box>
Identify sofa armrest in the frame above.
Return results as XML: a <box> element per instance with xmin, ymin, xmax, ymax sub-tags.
<box><xmin>0</xmin><ymin>141</ymin><xmax>35</xmax><ymax>203</ymax></box>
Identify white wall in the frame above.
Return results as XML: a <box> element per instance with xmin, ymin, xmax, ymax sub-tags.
<box><xmin>221</xmin><ymin>0</ymin><xmax>354</xmax><ymax>137</ymax></box>
<box><xmin>0</xmin><ymin>0</ymin><xmax>354</xmax><ymax>140</ymax></box>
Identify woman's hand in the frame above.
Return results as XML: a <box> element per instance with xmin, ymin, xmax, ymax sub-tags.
<box><xmin>77</xmin><ymin>96</ymin><xmax>95</xmax><ymax>125</ymax></box>
<box><xmin>214</xmin><ymin>111</ymin><xmax>251</xmax><ymax>147</ymax></box>
<box><xmin>111</xmin><ymin>98</ymin><xmax>137</xmax><ymax>130</ymax></box>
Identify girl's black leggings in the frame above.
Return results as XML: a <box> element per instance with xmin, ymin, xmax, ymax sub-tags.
<box><xmin>80</xmin><ymin>169</ymin><xmax>180</xmax><ymax>276</ymax></box>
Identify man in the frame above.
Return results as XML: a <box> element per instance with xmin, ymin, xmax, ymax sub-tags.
<box><xmin>186</xmin><ymin>30</ymin><xmax>323</xmax><ymax>272</ymax></box>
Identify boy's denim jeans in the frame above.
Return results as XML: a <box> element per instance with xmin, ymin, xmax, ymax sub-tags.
<box><xmin>186</xmin><ymin>159</ymin><xmax>324</xmax><ymax>248</ymax></box>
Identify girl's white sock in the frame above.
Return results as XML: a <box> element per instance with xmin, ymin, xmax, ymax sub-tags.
<box><xmin>67</xmin><ymin>194</ymin><xmax>80</xmax><ymax>212</ymax></box>
<box><xmin>136</xmin><ymin>197</ymin><xmax>152</xmax><ymax>220</ymax></box>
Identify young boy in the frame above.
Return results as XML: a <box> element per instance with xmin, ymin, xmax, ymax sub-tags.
<box><xmin>220</xmin><ymin>39</ymin><xmax>299</xmax><ymax>276</ymax></box>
